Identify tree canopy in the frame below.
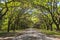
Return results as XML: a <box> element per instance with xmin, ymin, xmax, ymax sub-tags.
<box><xmin>0</xmin><ymin>0</ymin><xmax>60</xmax><ymax>32</ymax></box>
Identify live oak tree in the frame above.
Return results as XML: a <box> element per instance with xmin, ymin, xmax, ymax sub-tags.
<box><xmin>0</xmin><ymin>0</ymin><xmax>60</xmax><ymax>32</ymax></box>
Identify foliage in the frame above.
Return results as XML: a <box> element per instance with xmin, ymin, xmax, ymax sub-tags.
<box><xmin>0</xmin><ymin>0</ymin><xmax>60</xmax><ymax>33</ymax></box>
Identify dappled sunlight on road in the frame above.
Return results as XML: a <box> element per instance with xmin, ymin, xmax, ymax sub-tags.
<box><xmin>12</xmin><ymin>28</ymin><xmax>56</xmax><ymax>40</ymax></box>
<box><xmin>0</xmin><ymin>28</ymin><xmax>60</xmax><ymax>40</ymax></box>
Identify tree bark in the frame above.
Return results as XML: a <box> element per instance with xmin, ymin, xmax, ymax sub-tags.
<box><xmin>56</xmin><ymin>24</ymin><xmax>60</xmax><ymax>31</ymax></box>
<box><xmin>50</xmin><ymin>24</ymin><xmax>53</xmax><ymax>31</ymax></box>
<box><xmin>46</xmin><ymin>25</ymin><xmax>49</xmax><ymax>30</ymax></box>
<box><xmin>8</xmin><ymin>20</ymin><xmax>10</xmax><ymax>32</ymax></box>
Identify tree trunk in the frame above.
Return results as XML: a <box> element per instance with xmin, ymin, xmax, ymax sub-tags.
<box><xmin>56</xmin><ymin>24</ymin><xmax>60</xmax><ymax>31</ymax></box>
<box><xmin>46</xmin><ymin>25</ymin><xmax>49</xmax><ymax>30</ymax></box>
<box><xmin>13</xmin><ymin>23</ymin><xmax>15</xmax><ymax>32</ymax></box>
<box><xmin>50</xmin><ymin>25</ymin><xmax>53</xmax><ymax>31</ymax></box>
<box><xmin>7</xmin><ymin>18</ymin><xmax>11</xmax><ymax>32</ymax></box>
<box><xmin>8</xmin><ymin>21</ymin><xmax>10</xmax><ymax>32</ymax></box>
<box><xmin>50</xmin><ymin>23</ymin><xmax>53</xmax><ymax>31</ymax></box>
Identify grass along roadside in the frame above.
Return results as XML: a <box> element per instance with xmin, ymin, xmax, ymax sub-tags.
<box><xmin>0</xmin><ymin>29</ymin><xmax>26</xmax><ymax>37</ymax></box>
<box><xmin>36</xmin><ymin>29</ymin><xmax>60</xmax><ymax>38</ymax></box>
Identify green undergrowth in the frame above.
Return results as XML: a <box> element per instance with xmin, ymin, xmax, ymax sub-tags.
<box><xmin>36</xmin><ymin>29</ymin><xmax>60</xmax><ymax>38</ymax></box>
<box><xmin>0</xmin><ymin>29</ymin><xmax>25</xmax><ymax>37</ymax></box>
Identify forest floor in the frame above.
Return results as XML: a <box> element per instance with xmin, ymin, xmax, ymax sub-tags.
<box><xmin>0</xmin><ymin>28</ymin><xmax>60</xmax><ymax>40</ymax></box>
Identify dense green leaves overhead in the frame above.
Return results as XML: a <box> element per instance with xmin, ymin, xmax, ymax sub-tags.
<box><xmin>0</xmin><ymin>0</ymin><xmax>60</xmax><ymax>32</ymax></box>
